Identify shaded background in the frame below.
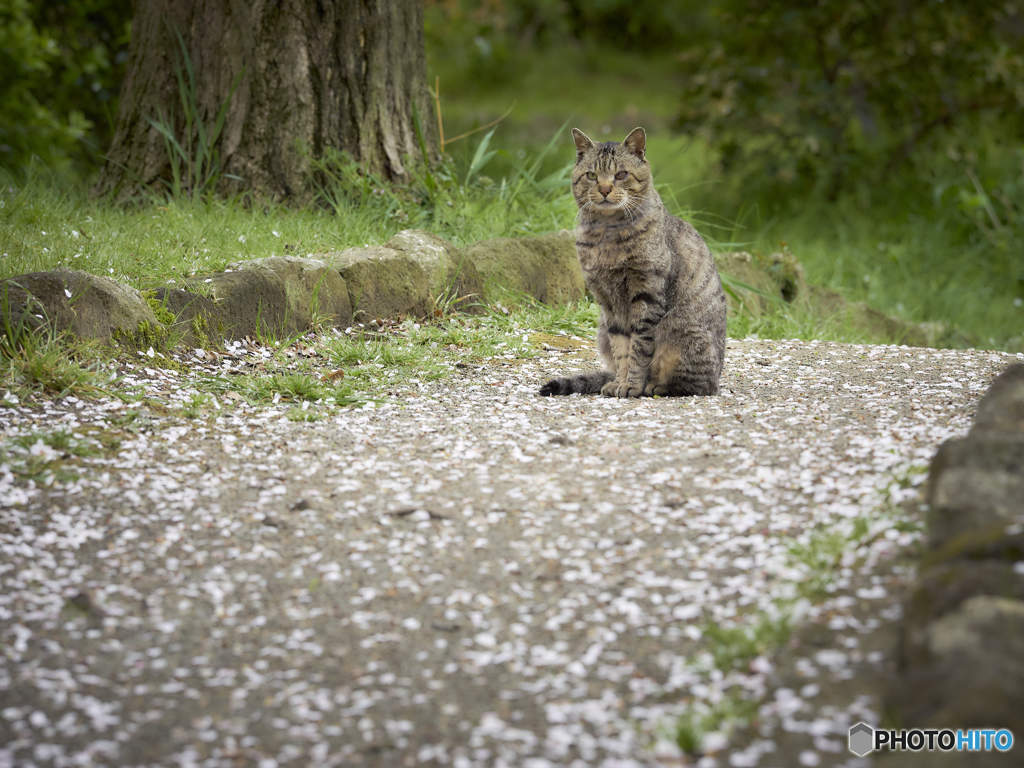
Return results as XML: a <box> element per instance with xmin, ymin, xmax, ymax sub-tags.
<box><xmin>2</xmin><ymin>0</ymin><xmax>1022</xmax><ymax>348</ymax></box>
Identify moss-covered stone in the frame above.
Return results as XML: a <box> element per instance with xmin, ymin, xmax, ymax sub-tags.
<box><xmin>972</xmin><ymin>363</ymin><xmax>1024</xmax><ymax>434</ymax></box>
<box><xmin>887</xmin><ymin>363</ymin><xmax>1024</xmax><ymax>743</ymax></box>
<box><xmin>189</xmin><ymin>312</ymin><xmax>213</xmax><ymax>348</ymax></box>
<box><xmin>803</xmin><ymin>285</ymin><xmax>932</xmax><ymax>346</ymax></box>
<box><xmin>461</xmin><ymin>230</ymin><xmax>585</xmax><ymax>305</ymax></box>
<box><xmin>715</xmin><ymin>249</ymin><xmax>805</xmax><ymax>313</ymax></box>
<box><xmin>889</xmin><ymin>596</ymin><xmax>1024</xmax><ymax>730</ymax></box>
<box><xmin>926</xmin><ymin>434</ymin><xmax>1024</xmax><ymax>552</ymax></box>
<box><xmin>151</xmin><ymin>288</ymin><xmax>222</xmax><ymax>346</ymax></box>
<box><xmin>142</xmin><ymin>291</ymin><xmax>177</xmax><ymax>328</ymax></box>
<box><xmin>385</xmin><ymin>229</ymin><xmax>485</xmax><ymax>309</ymax></box>
<box><xmin>115</xmin><ymin>319</ymin><xmax>170</xmax><ymax>352</ymax></box>
<box><xmin>715</xmin><ymin>250</ymin><xmax>951</xmax><ymax>345</ymax></box>
<box><xmin>324</xmin><ymin>246</ymin><xmax>432</xmax><ymax>321</ymax></box>
<box><xmin>1</xmin><ymin>269</ymin><xmax>159</xmax><ymax>345</ymax></box>
<box><xmin>903</xmin><ymin>561</ymin><xmax>1024</xmax><ymax>655</ymax></box>
<box><xmin>167</xmin><ymin>256</ymin><xmax>353</xmax><ymax>342</ymax></box>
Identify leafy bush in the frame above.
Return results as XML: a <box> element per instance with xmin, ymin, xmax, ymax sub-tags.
<box><xmin>0</xmin><ymin>0</ymin><xmax>130</xmax><ymax>175</ymax></box>
<box><xmin>424</xmin><ymin>0</ymin><xmax>691</xmax><ymax>86</ymax></box>
<box><xmin>675</xmin><ymin>1</ymin><xmax>1024</xmax><ymax>201</ymax></box>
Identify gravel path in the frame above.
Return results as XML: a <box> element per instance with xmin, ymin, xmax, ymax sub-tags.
<box><xmin>1</xmin><ymin>337</ymin><xmax>1020</xmax><ymax>767</ymax></box>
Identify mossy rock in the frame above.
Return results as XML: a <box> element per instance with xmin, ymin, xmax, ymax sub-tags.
<box><xmin>715</xmin><ymin>250</ymin><xmax>807</xmax><ymax>317</ymax></box>
<box><xmin>887</xmin><ymin>364</ymin><xmax>1024</xmax><ymax>745</ymax></box>
<box><xmin>802</xmin><ymin>285</ymin><xmax>931</xmax><ymax>346</ymax></box>
<box><xmin>325</xmin><ymin>246</ymin><xmax>432</xmax><ymax>321</ymax></box>
<box><xmin>925</xmin><ymin>434</ymin><xmax>1024</xmax><ymax>553</ymax></box>
<box><xmin>150</xmin><ymin>288</ymin><xmax>222</xmax><ymax>346</ymax></box>
<box><xmin>902</xmin><ymin>560</ymin><xmax>1024</xmax><ymax>657</ymax></box>
<box><xmin>461</xmin><ymin>230</ymin><xmax>585</xmax><ymax>305</ymax></box>
<box><xmin>1</xmin><ymin>269</ymin><xmax>158</xmax><ymax>346</ymax></box>
<box><xmin>170</xmin><ymin>256</ymin><xmax>353</xmax><ymax>342</ymax></box>
<box><xmin>384</xmin><ymin>230</ymin><xmax>485</xmax><ymax>310</ymax></box>
<box><xmin>972</xmin><ymin>363</ymin><xmax>1024</xmax><ymax>434</ymax></box>
<box><xmin>888</xmin><ymin>595</ymin><xmax>1024</xmax><ymax>731</ymax></box>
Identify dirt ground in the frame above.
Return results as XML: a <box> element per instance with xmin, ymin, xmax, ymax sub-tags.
<box><xmin>2</xmin><ymin>338</ymin><xmax>1020</xmax><ymax>767</ymax></box>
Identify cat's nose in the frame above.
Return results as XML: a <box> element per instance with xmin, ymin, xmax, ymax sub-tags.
<box><xmin>598</xmin><ymin>183</ymin><xmax>612</xmax><ymax>197</ymax></box>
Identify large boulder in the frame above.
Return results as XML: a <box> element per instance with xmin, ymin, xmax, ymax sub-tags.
<box><xmin>0</xmin><ymin>269</ymin><xmax>158</xmax><ymax>345</ymax></box>
<box><xmin>461</xmin><ymin>230</ymin><xmax>585</xmax><ymax>304</ymax></box>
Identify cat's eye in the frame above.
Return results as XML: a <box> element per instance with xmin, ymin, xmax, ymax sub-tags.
<box><xmin>615</xmin><ymin>170</ymin><xmax>628</xmax><ymax>180</ymax></box>
<box><xmin>586</xmin><ymin>172</ymin><xmax>597</xmax><ymax>180</ymax></box>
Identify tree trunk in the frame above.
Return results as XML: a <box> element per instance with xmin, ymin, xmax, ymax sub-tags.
<box><xmin>95</xmin><ymin>0</ymin><xmax>435</xmax><ymax>200</ymax></box>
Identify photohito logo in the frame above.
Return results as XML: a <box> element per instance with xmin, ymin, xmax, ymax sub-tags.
<box><xmin>848</xmin><ymin>722</ymin><xmax>1014</xmax><ymax>757</ymax></box>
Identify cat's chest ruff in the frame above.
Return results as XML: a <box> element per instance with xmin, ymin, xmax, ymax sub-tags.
<box><xmin>575</xmin><ymin>220</ymin><xmax>656</xmax><ymax>271</ymax></box>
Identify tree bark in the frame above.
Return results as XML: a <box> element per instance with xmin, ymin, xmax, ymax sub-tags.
<box><xmin>95</xmin><ymin>0</ymin><xmax>435</xmax><ymax>200</ymax></box>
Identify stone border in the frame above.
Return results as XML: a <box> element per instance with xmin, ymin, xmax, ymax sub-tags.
<box><xmin>881</xmin><ymin>363</ymin><xmax>1024</xmax><ymax>761</ymax></box>
<box><xmin>2</xmin><ymin>228</ymin><xmax>953</xmax><ymax>349</ymax></box>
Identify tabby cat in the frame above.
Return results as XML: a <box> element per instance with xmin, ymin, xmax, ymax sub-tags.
<box><xmin>539</xmin><ymin>127</ymin><xmax>727</xmax><ymax>398</ymax></box>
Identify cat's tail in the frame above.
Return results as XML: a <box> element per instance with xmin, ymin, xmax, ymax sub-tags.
<box><xmin>538</xmin><ymin>370</ymin><xmax>613</xmax><ymax>396</ymax></box>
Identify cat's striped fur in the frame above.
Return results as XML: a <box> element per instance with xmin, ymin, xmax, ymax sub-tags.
<box><xmin>540</xmin><ymin>127</ymin><xmax>726</xmax><ymax>397</ymax></box>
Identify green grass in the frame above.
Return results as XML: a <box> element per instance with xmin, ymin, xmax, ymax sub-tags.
<box><xmin>152</xmin><ymin>299</ymin><xmax>596</xmax><ymax>417</ymax></box>
<box><xmin>674</xmin><ymin>691</ymin><xmax>760</xmax><ymax>756</ymax></box>
<box><xmin>0</xmin><ymin>427</ymin><xmax>114</xmax><ymax>484</ymax></box>
<box><xmin>0</xmin><ymin>130</ymin><xmax>575</xmax><ymax>293</ymax></box>
<box><xmin>703</xmin><ymin>613</ymin><xmax>794</xmax><ymax>676</ymax></box>
<box><xmin>740</xmin><ymin>199</ymin><xmax>1023</xmax><ymax>350</ymax></box>
<box><xmin>194</xmin><ymin>369</ymin><xmax>366</xmax><ymax>409</ymax></box>
<box><xmin>0</xmin><ymin>286</ymin><xmax>118</xmax><ymax>402</ymax></box>
<box><xmin>725</xmin><ymin>300</ymin><xmax>879</xmax><ymax>345</ymax></box>
<box><xmin>1</xmin><ymin>174</ymin><xmax>402</xmax><ymax>290</ymax></box>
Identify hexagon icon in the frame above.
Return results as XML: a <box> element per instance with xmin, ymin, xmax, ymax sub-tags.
<box><xmin>848</xmin><ymin>722</ymin><xmax>875</xmax><ymax>757</ymax></box>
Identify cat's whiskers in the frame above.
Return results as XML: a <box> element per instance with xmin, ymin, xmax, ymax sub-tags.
<box><xmin>576</xmin><ymin>200</ymin><xmax>596</xmax><ymax>223</ymax></box>
<box><xmin>620</xmin><ymin>194</ymin><xmax>642</xmax><ymax>222</ymax></box>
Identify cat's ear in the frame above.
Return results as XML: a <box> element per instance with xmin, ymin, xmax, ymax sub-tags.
<box><xmin>571</xmin><ymin>128</ymin><xmax>594</xmax><ymax>161</ymax></box>
<box><xmin>623</xmin><ymin>127</ymin><xmax>646</xmax><ymax>161</ymax></box>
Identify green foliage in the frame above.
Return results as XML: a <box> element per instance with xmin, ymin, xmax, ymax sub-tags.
<box><xmin>676</xmin><ymin>1</ymin><xmax>1024</xmax><ymax>198</ymax></box>
<box><xmin>0</xmin><ymin>0</ymin><xmax>131</xmax><ymax>175</ymax></box>
<box><xmin>425</xmin><ymin>0</ymin><xmax>692</xmax><ymax>82</ymax></box>
<box><xmin>675</xmin><ymin>692</ymin><xmax>759</xmax><ymax>756</ymax></box>
<box><xmin>703</xmin><ymin>614</ymin><xmax>792</xmax><ymax>675</ymax></box>
<box><xmin>309</xmin><ymin>126</ymin><xmax>574</xmax><ymax>243</ymax></box>
<box><xmin>0</xmin><ymin>428</ymin><xmax>107</xmax><ymax>483</ymax></box>
<box><xmin>0</xmin><ymin>325</ymin><xmax>109</xmax><ymax>401</ymax></box>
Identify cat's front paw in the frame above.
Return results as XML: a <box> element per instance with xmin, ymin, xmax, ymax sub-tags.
<box><xmin>603</xmin><ymin>381</ymin><xmax>643</xmax><ymax>398</ymax></box>
<box><xmin>642</xmin><ymin>382</ymin><xmax>668</xmax><ymax>397</ymax></box>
